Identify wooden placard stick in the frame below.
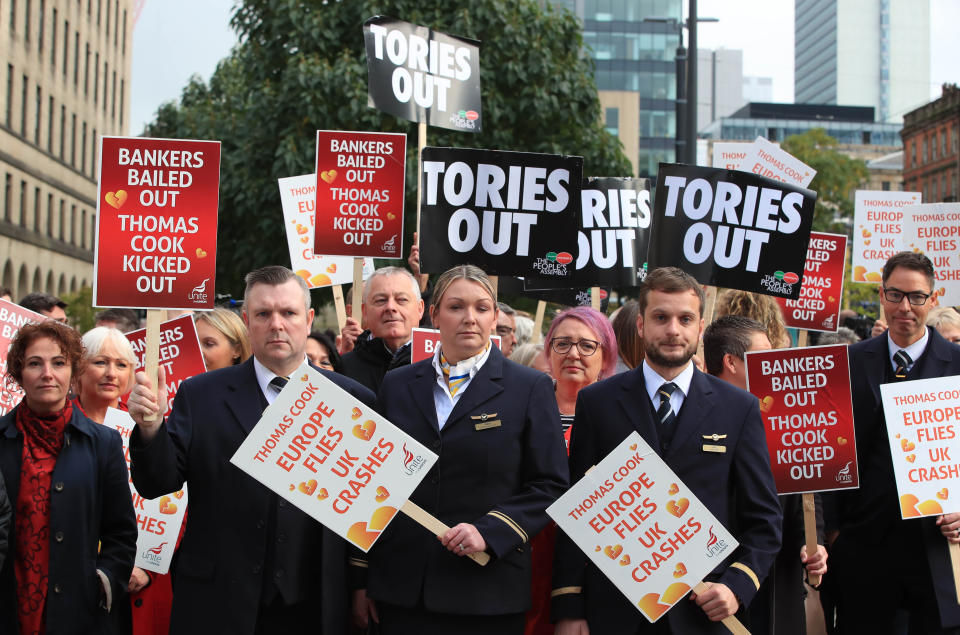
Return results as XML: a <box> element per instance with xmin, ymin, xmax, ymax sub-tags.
<box><xmin>142</xmin><ymin>309</ymin><xmax>162</xmax><ymax>423</ymax></box>
<box><xmin>415</xmin><ymin>122</ymin><xmax>427</xmax><ymax>234</ymax></box>
<box><xmin>949</xmin><ymin>542</ymin><xmax>960</xmax><ymax>604</ymax></box>
<box><xmin>590</xmin><ymin>286</ymin><xmax>601</xmax><ymax>312</ymax></box>
<box><xmin>490</xmin><ymin>276</ymin><xmax>498</xmax><ymax>300</ymax></box>
<box><xmin>692</xmin><ymin>582</ymin><xmax>750</xmax><ymax>634</ymax></box>
<box><xmin>401</xmin><ymin>499</ymin><xmax>490</xmax><ymax>566</ymax></box>
<box><xmin>332</xmin><ymin>285</ymin><xmax>347</xmax><ymax>333</ymax></box>
<box><xmin>802</xmin><ymin>492</ymin><xmax>821</xmax><ymax>587</ymax></box>
<box><xmin>797</xmin><ymin>329</ymin><xmax>809</xmax><ymax>348</ymax></box>
<box><xmin>352</xmin><ymin>258</ymin><xmax>364</xmax><ymax>322</ymax></box>
<box><xmin>533</xmin><ymin>300</ymin><xmax>546</xmax><ymax>344</ymax></box>
<box><xmin>697</xmin><ymin>286</ymin><xmax>719</xmax><ymax>360</ymax></box>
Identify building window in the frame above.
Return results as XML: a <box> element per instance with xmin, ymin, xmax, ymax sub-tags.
<box><xmin>922</xmin><ymin>138</ymin><xmax>927</xmax><ymax>163</ymax></box>
<box><xmin>24</xmin><ymin>0</ymin><xmax>31</xmax><ymax>43</ymax></box>
<box><xmin>19</xmin><ymin>180</ymin><xmax>26</xmax><ymax>227</ymax></box>
<box><xmin>81</xmin><ymin>208</ymin><xmax>87</xmax><ymax>247</ymax></box>
<box><xmin>84</xmin><ymin>43</ymin><xmax>90</xmax><ymax>96</ymax></box>
<box><xmin>5</xmin><ymin>65</ymin><xmax>12</xmax><ymax>127</ymax></box>
<box><xmin>9</xmin><ymin>0</ymin><xmax>16</xmax><ymax>34</ymax></box>
<box><xmin>91</xmin><ymin>127</ymin><xmax>97</xmax><ymax>176</ymax></box>
<box><xmin>942</xmin><ymin>130</ymin><xmax>947</xmax><ymax>159</ymax></box>
<box><xmin>93</xmin><ymin>52</ymin><xmax>98</xmax><ymax>103</ymax></box>
<box><xmin>58</xmin><ymin>199</ymin><xmax>64</xmax><ymax>240</ymax></box>
<box><xmin>70</xmin><ymin>204</ymin><xmax>76</xmax><ymax>244</ymax></box>
<box><xmin>37</xmin><ymin>0</ymin><xmax>43</xmax><ymax>53</ymax></box>
<box><xmin>121</xmin><ymin>9</ymin><xmax>127</xmax><ymax>54</ymax></box>
<box><xmin>46</xmin><ymin>192</ymin><xmax>52</xmax><ymax>236</ymax></box>
<box><xmin>73</xmin><ymin>31</ymin><xmax>79</xmax><ymax>86</ymax></box>
<box><xmin>47</xmin><ymin>95</ymin><xmax>53</xmax><ymax>151</ymax></box>
<box><xmin>113</xmin><ymin>0</ymin><xmax>118</xmax><ymax>46</ymax></box>
<box><xmin>51</xmin><ymin>9</ymin><xmax>56</xmax><ymax>67</ymax></box>
<box><xmin>81</xmin><ymin>122</ymin><xmax>87</xmax><ymax>172</ymax></box>
<box><xmin>62</xmin><ymin>20</ymin><xmax>68</xmax><ymax>78</ymax></box>
<box><xmin>882</xmin><ymin>181</ymin><xmax>890</xmax><ymax>191</ymax></box>
<box><xmin>59</xmin><ymin>104</ymin><xmax>64</xmax><ymax>158</ymax></box>
<box><xmin>33</xmin><ymin>186</ymin><xmax>40</xmax><ymax>231</ymax></box>
<box><xmin>3</xmin><ymin>174</ymin><xmax>11</xmax><ymax>222</ymax></box>
<box><xmin>105</xmin><ymin>0</ymin><xmax>110</xmax><ymax>35</ymax></box>
<box><xmin>34</xmin><ymin>85</ymin><xmax>41</xmax><ymax>144</ymax></box>
<box><xmin>97</xmin><ymin>0</ymin><xmax>101</xmax><ymax>26</ymax></box>
<box><xmin>102</xmin><ymin>61</ymin><xmax>108</xmax><ymax>113</ymax></box>
<box><xmin>20</xmin><ymin>74</ymin><xmax>28</xmax><ymax>136</ymax></box>
<box><xmin>70</xmin><ymin>113</ymin><xmax>76</xmax><ymax>165</ymax></box>
<box><xmin>932</xmin><ymin>134</ymin><xmax>937</xmax><ymax>160</ymax></box>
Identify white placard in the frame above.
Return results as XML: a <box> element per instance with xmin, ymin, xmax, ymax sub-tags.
<box><xmin>738</xmin><ymin>137</ymin><xmax>816</xmax><ymax>188</ymax></box>
<box><xmin>548</xmin><ymin>432</ymin><xmax>738</xmax><ymax>623</ymax></box>
<box><xmin>852</xmin><ymin>190</ymin><xmax>922</xmax><ymax>283</ymax></box>
<box><xmin>880</xmin><ymin>376</ymin><xmax>960</xmax><ymax>519</ymax></box>
<box><xmin>230</xmin><ymin>363</ymin><xmax>438</xmax><ymax>551</ymax></box>
<box><xmin>901</xmin><ymin>203</ymin><xmax>960</xmax><ymax>306</ymax></box>
<box><xmin>104</xmin><ymin>408</ymin><xmax>188</xmax><ymax>574</ymax></box>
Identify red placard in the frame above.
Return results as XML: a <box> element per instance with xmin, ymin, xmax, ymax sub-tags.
<box><xmin>124</xmin><ymin>314</ymin><xmax>207</xmax><ymax>417</ymax></box>
<box><xmin>0</xmin><ymin>299</ymin><xmax>43</xmax><ymax>415</ymax></box>
<box><xmin>775</xmin><ymin>232</ymin><xmax>847</xmax><ymax>332</ymax></box>
<box><xmin>745</xmin><ymin>344</ymin><xmax>858</xmax><ymax>494</ymax></box>
<box><xmin>411</xmin><ymin>327</ymin><xmax>501</xmax><ymax>364</ymax></box>
<box><xmin>94</xmin><ymin>136</ymin><xmax>221</xmax><ymax>310</ymax></box>
<box><xmin>313</xmin><ymin>130</ymin><xmax>406</xmax><ymax>258</ymax></box>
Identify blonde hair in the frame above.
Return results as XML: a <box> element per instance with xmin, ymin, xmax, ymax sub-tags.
<box><xmin>716</xmin><ymin>290</ymin><xmax>790</xmax><ymax>349</ymax></box>
<box><xmin>430</xmin><ymin>265</ymin><xmax>497</xmax><ymax>308</ymax></box>
<box><xmin>510</xmin><ymin>342</ymin><xmax>545</xmax><ymax>368</ymax></box>
<box><xmin>927</xmin><ymin>307</ymin><xmax>960</xmax><ymax>330</ymax></box>
<box><xmin>195</xmin><ymin>307</ymin><xmax>252</xmax><ymax>364</ymax></box>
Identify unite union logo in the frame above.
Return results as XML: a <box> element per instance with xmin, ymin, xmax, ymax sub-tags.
<box><xmin>705</xmin><ymin>525</ymin><xmax>729</xmax><ymax>558</ymax></box>
<box><xmin>401</xmin><ymin>442</ymin><xmax>426</xmax><ymax>476</ymax></box>
<box><xmin>189</xmin><ymin>278</ymin><xmax>209</xmax><ymax>303</ymax></box>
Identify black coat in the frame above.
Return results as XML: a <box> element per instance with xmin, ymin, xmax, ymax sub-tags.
<box><xmin>362</xmin><ymin>346</ymin><xmax>569</xmax><ymax>616</ymax></box>
<box><xmin>0</xmin><ymin>467</ymin><xmax>9</xmax><ymax>573</ymax></box>
<box><xmin>552</xmin><ymin>367</ymin><xmax>783</xmax><ymax>634</ymax></box>
<box><xmin>129</xmin><ymin>358</ymin><xmax>375</xmax><ymax>635</ymax></box>
<box><xmin>340</xmin><ymin>330</ymin><xmax>411</xmax><ymax>394</ymax></box>
<box><xmin>0</xmin><ymin>405</ymin><xmax>137</xmax><ymax>635</ymax></box>
<box><xmin>829</xmin><ymin>329</ymin><xmax>960</xmax><ymax>628</ymax></box>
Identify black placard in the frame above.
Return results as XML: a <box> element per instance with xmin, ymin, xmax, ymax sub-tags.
<box><xmin>528</xmin><ymin>176</ymin><xmax>652</xmax><ymax>289</ymax></box>
<box><xmin>364</xmin><ymin>17</ymin><xmax>482</xmax><ymax>133</ymax></box>
<box><xmin>647</xmin><ymin>163</ymin><xmax>816</xmax><ymax>300</ymax></box>
<box><xmin>419</xmin><ymin>146</ymin><xmax>583</xmax><ymax>277</ymax></box>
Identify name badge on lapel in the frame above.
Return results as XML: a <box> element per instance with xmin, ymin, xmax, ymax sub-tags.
<box><xmin>702</xmin><ymin>433</ymin><xmax>727</xmax><ymax>453</ymax></box>
<box><xmin>471</xmin><ymin>412</ymin><xmax>501</xmax><ymax>431</ymax></box>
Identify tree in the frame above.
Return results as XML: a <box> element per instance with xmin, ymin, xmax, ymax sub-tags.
<box><xmin>144</xmin><ymin>0</ymin><xmax>632</xmax><ymax>297</ymax></box>
<box><xmin>781</xmin><ymin>128</ymin><xmax>869</xmax><ymax>233</ymax></box>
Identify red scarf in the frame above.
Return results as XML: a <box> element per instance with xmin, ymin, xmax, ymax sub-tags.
<box><xmin>14</xmin><ymin>401</ymin><xmax>72</xmax><ymax>635</ymax></box>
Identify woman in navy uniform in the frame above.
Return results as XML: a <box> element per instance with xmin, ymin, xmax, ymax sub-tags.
<box><xmin>352</xmin><ymin>264</ymin><xmax>569</xmax><ymax>634</ymax></box>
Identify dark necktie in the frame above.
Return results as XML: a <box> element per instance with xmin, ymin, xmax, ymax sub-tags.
<box><xmin>893</xmin><ymin>349</ymin><xmax>912</xmax><ymax>380</ymax></box>
<box><xmin>269</xmin><ymin>375</ymin><xmax>289</xmax><ymax>394</ymax></box>
<box><xmin>657</xmin><ymin>382</ymin><xmax>678</xmax><ymax>428</ymax></box>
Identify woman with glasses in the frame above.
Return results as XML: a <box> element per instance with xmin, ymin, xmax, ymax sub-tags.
<box><xmin>524</xmin><ymin>306</ymin><xmax>618</xmax><ymax>635</ymax></box>
<box><xmin>194</xmin><ymin>308</ymin><xmax>251</xmax><ymax>371</ymax></box>
<box><xmin>306</xmin><ymin>331</ymin><xmax>343</xmax><ymax>374</ymax></box>
<box><xmin>353</xmin><ymin>265</ymin><xmax>568</xmax><ymax>635</ymax></box>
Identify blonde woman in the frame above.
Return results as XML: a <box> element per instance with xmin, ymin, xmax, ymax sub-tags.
<box><xmin>194</xmin><ymin>308</ymin><xmax>251</xmax><ymax>370</ymax></box>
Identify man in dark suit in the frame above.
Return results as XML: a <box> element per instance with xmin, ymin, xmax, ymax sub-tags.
<box><xmin>127</xmin><ymin>266</ymin><xmax>375</xmax><ymax>635</ymax></box>
<box><xmin>703</xmin><ymin>315</ymin><xmax>826</xmax><ymax>635</ymax></box>
<box><xmin>830</xmin><ymin>252</ymin><xmax>960</xmax><ymax>634</ymax></box>
<box><xmin>552</xmin><ymin>267</ymin><xmax>782</xmax><ymax>634</ymax></box>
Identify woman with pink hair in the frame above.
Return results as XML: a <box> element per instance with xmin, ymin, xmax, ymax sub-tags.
<box><xmin>525</xmin><ymin>306</ymin><xmax>618</xmax><ymax>635</ymax></box>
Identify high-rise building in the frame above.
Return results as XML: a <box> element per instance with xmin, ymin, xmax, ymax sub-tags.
<box><xmin>552</xmin><ymin>0</ymin><xmax>682</xmax><ymax>177</ymax></box>
<box><xmin>794</xmin><ymin>0</ymin><xmax>929</xmax><ymax>123</ymax></box>
<box><xmin>1</xmin><ymin>0</ymin><xmax>132</xmax><ymax>302</ymax></box>
<box><xmin>696</xmin><ymin>48</ymin><xmax>744</xmax><ymax>133</ymax></box>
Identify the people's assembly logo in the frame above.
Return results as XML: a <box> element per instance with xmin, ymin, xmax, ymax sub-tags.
<box><xmin>532</xmin><ymin>251</ymin><xmax>572</xmax><ymax>276</ymax></box>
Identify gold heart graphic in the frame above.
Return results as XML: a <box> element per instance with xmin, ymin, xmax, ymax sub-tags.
<box><xmin>104</xmin><ymin>190</ymin><xmax>128</xmax><ymax>209</ymax></box>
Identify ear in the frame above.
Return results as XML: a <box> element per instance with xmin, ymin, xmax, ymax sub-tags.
<box><xmin>415</xmin><ymin>298</ymin><xmax>425</xmax><ymax>320</ymax></box>
<box><xmin>722</xmin><ymin>352</ymin><xmax>739</xmax><ymax>376</ymax></box>
<box><xmin>636</xmin><ymin>313</ymin><xmax>644</xmax><ymax>339</ymax></box>
<box><xmin>429</xmin><ymin>304</ymin><xmax>437</xmax><ymax>326</ymax></box>
<box><xmin>307</xmin><ymin>307</ymin><xmax>315</xmax><ymax>329</ymax></box>
<box><xmin>242</xmin><ymin>310</ymin><xmax>249</xmax><ymax>327</ymax></box>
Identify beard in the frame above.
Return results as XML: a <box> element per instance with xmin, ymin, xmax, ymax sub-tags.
<box><xmin>644</xmin><ymin>337</ymin><xmax>697</xmax><ymax>369</ymax></box>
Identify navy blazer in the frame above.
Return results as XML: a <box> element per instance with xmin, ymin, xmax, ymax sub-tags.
<box><xmin>552</xmin><ymin>366</ymin><xmax>783</xmax><ymax>634</ymax></box>
<box><xmin>129</xmin><ymin>358</ymin><xmax>375</xmax><ymax>635</ymax></box>
<box><xmin>362</xmin><ymin>346</ymin><xmax>569</xmax><ymax>616</ymax></box>
<box><xmin>832</xmin><ymin>329</ymin><xmax>960</xmax><ymax>627</ymax></box>
<box><xmin>0</xmin><ymin>405</ymin><xmax>137</xmax><ymax>635</ymax></box>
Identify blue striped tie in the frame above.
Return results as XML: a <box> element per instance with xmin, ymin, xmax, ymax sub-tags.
<box><xmin>657</xmin><ymin>382</ymin><xmax>678</xmax><ymax>428</ymax></box>
<box><xmin>893</xmin><ymin>350</ymin><xmax>912</xmax><ymax>379</ymax></box>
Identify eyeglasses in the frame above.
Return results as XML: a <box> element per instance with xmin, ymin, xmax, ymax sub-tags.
<box><xmin>550</xmin><ymin>337</ymin><xmax>600</xmax><ymax>356</ymax></box>
<box><xmin>882</xmin><ymin>287</ymin><xmax>932</xmax><ymax>306</ymax></box>
<box><xmin>495</xmin><ymin>325</ymin><xmax>515</xmax><ymax>336</ymax></box>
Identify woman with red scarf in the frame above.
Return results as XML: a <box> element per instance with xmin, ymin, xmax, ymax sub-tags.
<box><xmin>0</xmin><ymin>321</ymin><xmax>136</xmax><ymax>634</ymax></box>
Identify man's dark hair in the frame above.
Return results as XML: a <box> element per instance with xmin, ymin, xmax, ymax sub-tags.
<box><xmin>19</xmin><ymin>292</ymin><xmax>67</xmax><ymax>314</ymax></box>
<box><xmin>703</xmin><ymin>315</ymin><xmax>767</xmax><ymax>377</ymax></box>
<box><xmin>0</xmin><ymin>287</ymin><xmax>11</xmax><ymax>299</ymax></box>
<box><xmin>243</xmin><ymin>266</ymin><xmax>310</xmax><ymax>313</ymax></box>
<box><xmin>497</xmin><ymin>302</ymin><xmax>516</xmax><ymax>316</ymax></box>
<box><xmin>882</xmin><ymin>252</ymin><xmax>935</xmax><ymax>291</ymax></box>
<box><xmin>637</xmin><ymin>267</ymin><xmax>705</xmax><ymax>316</ymax></box>
<box><xmin>95</xmin><ymin>308</ymin><xmax>141</xmax><ymax>333</ymax></box>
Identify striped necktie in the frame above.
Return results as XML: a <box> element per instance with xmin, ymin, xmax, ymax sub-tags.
<box><xmin>441</xmin><ymin>362</ymin><xmax>469</xmax><ymax>396</ymax></box>
<box><xmin>657</xmin><ymin>382</ymin><xmax>678</xmax><ymax>428</ymax></box>
<box><xmin>269</xmin><ymin>376</ymin><xmax>289</xmax><ymax>393</ymax></box>
<box><xmin>893</xmin><ymin>349</ymin><xmax>912</xmax><ymax>380</ymax></box>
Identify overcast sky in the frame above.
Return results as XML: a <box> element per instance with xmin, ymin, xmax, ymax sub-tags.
<box><xmin>130</xmin><ymin>0</ymin><xmax>960</xmax><ymax>134</ymax></box>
